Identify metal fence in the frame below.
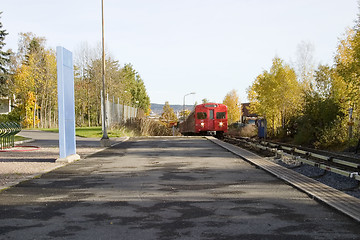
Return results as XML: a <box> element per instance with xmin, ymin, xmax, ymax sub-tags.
<box><xmin>102</xmin><ymin>94</ymin><xmax>143</xmax><ymax>128</ymax></box>
<box><xmin>0</xmin><ymin>122</ymin><xmax>21</xmax><ymax>149</ymax></box>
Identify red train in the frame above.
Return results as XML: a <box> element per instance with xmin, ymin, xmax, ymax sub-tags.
<box><xmin>179</xmin><ymin>103</ymin><xmax>228</xmax><ymax>137</ymax></box>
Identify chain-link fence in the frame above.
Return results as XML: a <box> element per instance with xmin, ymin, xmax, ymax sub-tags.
<box><xmin>102</xmin><ymin>94</ymin><xmax>144</xmax><ymax>128</ymax></box>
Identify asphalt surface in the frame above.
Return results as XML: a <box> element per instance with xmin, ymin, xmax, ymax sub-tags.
<box><xmin>0</xmin><ymin>137</ymin><xmax>359</xmax><ymax>240</ymax></box>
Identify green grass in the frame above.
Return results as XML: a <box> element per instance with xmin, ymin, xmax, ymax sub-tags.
<box><xmin>30</xmin><ymin>126</ymin><xmax>137</xmax><ymax>138</ymax></box>
<box><xmin>75</xmin><ymin>126</ymin><xmax>137</xmax><ymax>138</ymax></box>
<box><xmin>40</xmin><ymin>128</ymin><xmax>59</xmax><ymax>133</ymax></box>
<box><xmin>75</xmin><ymin>127</ymin><xmax>103</xmax><ymax>138</ymax></box>
<box><xmin>14</xmin><ymin>135</ymin><xmax>29</xmax><ymax>142</ymax></box>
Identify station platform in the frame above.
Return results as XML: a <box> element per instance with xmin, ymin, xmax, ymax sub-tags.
<box><xmin>0</xmin><ymin>137</ymin><xmax>359</xmax><ymax>239</ymax></box>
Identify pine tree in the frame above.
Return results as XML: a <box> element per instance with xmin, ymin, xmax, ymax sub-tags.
<box><xmin>0</xmin><ymin>12</ymin><xmax>10</xmax><ymax>96</ymax></box>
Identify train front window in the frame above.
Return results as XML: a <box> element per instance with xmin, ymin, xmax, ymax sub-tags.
<box><xmin>216</xmin><ymin>112</ymin><xmax>226</xmax><ymax>119</ymax></box>
<box><xmin>197</xmin><ymin>112</ymin><xmax>207</xmax><ymax>119</ymax></box>
<box><xmin>209</xmin><ymin>110</ymin><xmax>214</xmax><ymax>120</ymax></box>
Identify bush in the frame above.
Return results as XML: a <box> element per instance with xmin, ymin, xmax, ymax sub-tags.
<box><xmin>294</xmin><ymin>94</ymin><xmax>343</xmax><ymax>147</ymax></box>
<box><xmin>0</xmin><ymin>108</ymin><xmax>21</xmax><ymax>124</ymax></box>
<box><xmin>314</xmin><ymin>119</ymin><xmax>348</xmax><ymax>150</ymax></box>
<box><xmin>123</xmin><ymin>118</ymin><xmax>178</xmax><ymax>136</ymax></box>
<box><xmin>228</xmin><ymin>124</ymin><xmax>257</xmax><ymax>137</ymax></box>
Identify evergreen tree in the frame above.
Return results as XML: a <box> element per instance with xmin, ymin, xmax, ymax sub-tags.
<box><xmin>0</xmin><ymin>12</ymin><xmax>10</xmax><ymax>96</ymax></box>
<box><xmin>133</xmin><ymin>75</ymin><xmax>150</xmax><ymax>115</ymax></box>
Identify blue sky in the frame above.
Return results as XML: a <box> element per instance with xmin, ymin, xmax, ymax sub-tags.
<box><xmin>1</xmin><ymin>0</ymin><xmax>359</xmax><ymax>105</ymax></box>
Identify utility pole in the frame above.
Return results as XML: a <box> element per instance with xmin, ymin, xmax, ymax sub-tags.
<box><xmin>100</xmin><ymin>0</ymin><xmax>110</xmax><ymax>146</ymax></box>
<box><xmin>183</xmin><ymin>92</ymin><xmax>195</xmax><ymax>121</ymax></box>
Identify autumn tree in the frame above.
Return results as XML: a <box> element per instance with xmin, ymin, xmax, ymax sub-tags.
<box><xmin>333</xmin><ymin>18</ymin><xmax>360</xmax><ymax>143</ymax></box>
<box><xmin>223</xmin><ymin>89</ymin><xmax>240</xmax><ymax>124</ymax></box>
<box><xmin>248</xmin><ymin>57</ymin><xmax>302</xmax><ymax>136</ymax></box>
<box><xmin>74</xmin><ymin>45</ymin><xmax>151</xmax><ymax>126</ymax></box>
<box><xmin>160</xmin><ymin>101</ymin><xmax>177</xmax><ymax>125</ymax></box>
<box><xmin>74</xmin><ymin>43</ymin><xmax>96</xmax><ymax>126</ymax></box>
<box><xmin>335</xmin><ymin>28</ymin><xmax>358</xmax><ymax>106</ymax></box>
<box><xmin>75</xmin><ymin>56</ymin><xmax>116</xmax><ymax>126</ymax></box>
<box><xmin>294</xmin><ymin>65</ymin><xmax>344</xmax><ymax>146</ymax></box>
<box><xmin>9</xmin><ymin>35</ymin><xmax>151</xmax><ymax>129</ymax></box>
<box><xmin>11</xmin><ymin>33</ymin><xmax>57</xmax><ymax>128</ymax></box>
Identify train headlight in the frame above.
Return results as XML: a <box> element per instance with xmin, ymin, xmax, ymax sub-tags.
<box><xmin>201</xmin><ymin>122</ymin><xmax>205</xmax><ymax>128</ymax></box>
<box><xmin>219</xmin><ymin>122</ymin><xmax>223</xmax><ymax>127</ymax></box>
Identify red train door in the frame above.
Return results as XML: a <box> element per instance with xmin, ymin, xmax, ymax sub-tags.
<box><xmin>209</xmin><ymin>109</ymin><xmax>214</xmax><ymax>129</ymax></box>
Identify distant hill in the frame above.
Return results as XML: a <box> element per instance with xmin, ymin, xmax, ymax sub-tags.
<box><xmin>150</xmin><ymin>103</ymin><xmax>194</xmax><ymax>115</ymax></box>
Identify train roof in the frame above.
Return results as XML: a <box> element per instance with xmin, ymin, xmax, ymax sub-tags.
<box><xmin>195</xmin><ymin>103</ymin><xmax>227</xmax><ymax>108</ymax></box>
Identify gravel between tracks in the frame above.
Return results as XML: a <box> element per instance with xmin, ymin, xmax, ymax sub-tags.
<box><xmin>271</xmin><ymin>156</ymin><xmax>360</xmax><ymax>199</ymax></box>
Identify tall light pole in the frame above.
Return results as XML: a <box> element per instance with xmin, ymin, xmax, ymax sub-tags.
<box><xmin>101</xmin><ymin>0</ymin><xmax>110</xmax><ymax>145</ymax></box>
<box><xmin>183</xmin><ymin>92</ymin><xmax>195</xmax><ymax>121</ymax></box>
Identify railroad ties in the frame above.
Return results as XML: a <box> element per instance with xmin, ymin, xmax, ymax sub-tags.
<box><xmin>207</xmin><ymin>136</ymin><xmax>360</xmax><ymax>223</ymax></box>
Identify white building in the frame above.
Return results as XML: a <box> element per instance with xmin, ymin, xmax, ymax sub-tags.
<box><xmin>0</xmin><ymin>97</ymin><xmax>11</xmax><ymax>114</ymax></box>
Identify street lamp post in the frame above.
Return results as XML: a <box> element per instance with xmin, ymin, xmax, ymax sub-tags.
<box><xmin>100</xmin><ymin>0</ymin><xmax>110</xmax><ymax>146</ymax></box>
<box><xmin>183</xmin><ymin>92</ymin><xmax>195</xmax><ymax>121</ymax></box>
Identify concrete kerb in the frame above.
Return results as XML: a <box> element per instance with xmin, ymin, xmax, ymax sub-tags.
<box><xmin>56</xmin><ymin>136</ymin><xmax>130</xmax><ymax>163</ymax></box>
<box><xmin>14</xmin><ymin>138</ymin><xmax>35</xmax><ymax>145</ymax></box>
<box><xmin>55</xmin><ymin>136</ymin><xmax>130</xmax><ymax>163</ymax></box>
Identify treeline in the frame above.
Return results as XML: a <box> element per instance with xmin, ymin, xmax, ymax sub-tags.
<box><xmin>247</xmin><ymin>14</ymin><xmax>360</xmax><ymax>149</ymax></box>
<box><xmin>0</xmin><ymin>14</ymin><xmax>150</xmax><ymax>128</ymax></box>
<box><xmin>73</xmin><ymin>43</ymin><xmax>150</xmax><ymax>127</ymax></box>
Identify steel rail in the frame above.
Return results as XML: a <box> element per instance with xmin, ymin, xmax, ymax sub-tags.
<box><xmin>224</xmin><ymin>136</ymin><xmax>360</xmax><ymax>181</ymax></box>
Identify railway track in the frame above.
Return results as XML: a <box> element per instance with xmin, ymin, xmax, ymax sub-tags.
<box><xmin>223</xmin><ymin>135</ymin><xmax>360</xmax><ymax>182</ymax></box>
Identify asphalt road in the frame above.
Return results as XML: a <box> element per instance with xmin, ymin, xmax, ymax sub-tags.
<box><xmin>0</xmin><ymin>137</ymin><xmax>359</xmax><ymax>240</ymax></box>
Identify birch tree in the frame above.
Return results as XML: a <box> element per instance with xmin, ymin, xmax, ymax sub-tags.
<box><xmin>248</xmin><ymin>57</ymin><xmax>302</xmax><ymax>136</ymax></box>
<box><xmin>11</xmin><ymin>33</ymin><xmax>57</xmax><ymax>127</ymax></box>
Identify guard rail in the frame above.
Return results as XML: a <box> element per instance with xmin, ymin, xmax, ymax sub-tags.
<box><xmin>0</xmin><ymin>122</ymin><xmax>21</xmax><ymax>150</ymax></box>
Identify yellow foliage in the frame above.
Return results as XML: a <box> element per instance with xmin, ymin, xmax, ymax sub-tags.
<box><xmin>335</xmin><ymin>26</ymin><xmax>360</xmax><ymax>119</ymax></box>
<box><xmin>247</xmin><ymin>57</ymin><xmax>302</xmax><ymax>135</ymax></box>
<box><xmin>223</xmin><ymin>89</ymin><xmax>240</xmax><ymax>124</ymax></box>
<box><xmin>335</xmin><ymin>28</ymin><xmax>355</xmax><ymax>67</ymax></box>
<box><xmin>11</xmin><ymin>38</ymin><xmax>57</xmax><ymax>128</ymax></box>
